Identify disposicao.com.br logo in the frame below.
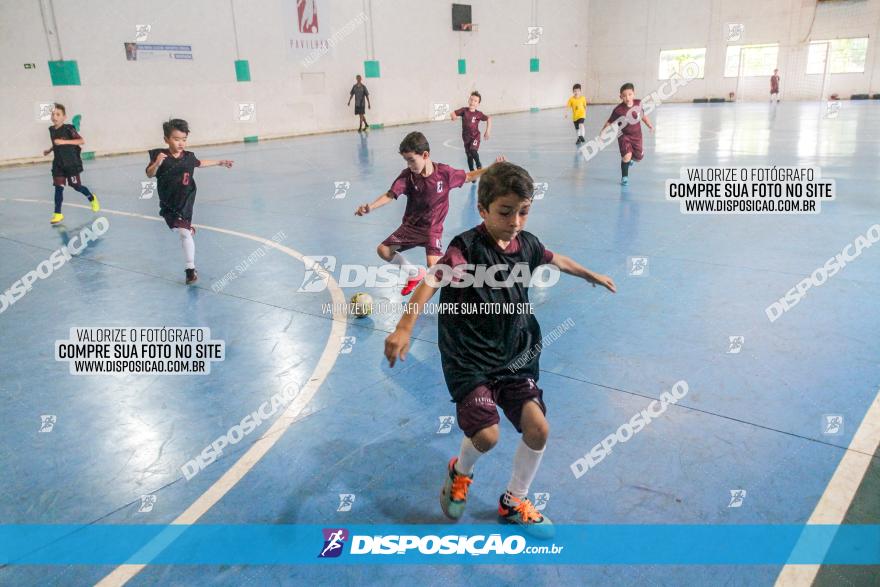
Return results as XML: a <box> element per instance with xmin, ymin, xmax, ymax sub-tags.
<box><xmin>317</xmin><ymin>528</ymin><xmax>563</xmax><ymax>558</ymax></box>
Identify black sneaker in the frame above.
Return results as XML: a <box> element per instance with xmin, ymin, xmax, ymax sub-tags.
<box><xmin>185</xmin><ymin>268</ymin><xmax>198</xmax><ymax>285</ymax></box>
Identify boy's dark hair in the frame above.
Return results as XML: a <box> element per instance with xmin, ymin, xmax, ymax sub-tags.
<box><xmin>478</xmin><ymin>162</ymin><xmax>534</xmax><ymax>211</ymax></box>
<box><xmin>53</xmin><ymin>103</ymin><xmax>66</xmax><ymax>115</ymax></box>
<box><xmin>399</xmin><ymin>131</ymin><xmax>430</xmax><ymax>155</ymax></box>
<box><xmin>620</xmin><ymin>82</ymin><xmax>635</xmax><ymax>93</ymax></box>
<box><xmin>572</xmin><ymin>84</ymin><xmax>581</xmax><ymax>91</ymax></box>
<box><xmin>163</xmin><ymin>118</ymin><xmax>190</xmax><ymax>138</ymax></box>
<box><xmin>470</xmin><ymin>91</ymin><xmax>482</xmax><ymax>102</ymax></box>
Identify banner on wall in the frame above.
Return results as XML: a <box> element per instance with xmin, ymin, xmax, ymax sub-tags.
<box><xmin>286</xmin><ymin>0</ymin><xmax>331</xmax><ymax>54</ymax></box>
<box><xmin>124</xmin><ymin>43</ymin><xmax>194</xmax><ymax>61</ymax></box>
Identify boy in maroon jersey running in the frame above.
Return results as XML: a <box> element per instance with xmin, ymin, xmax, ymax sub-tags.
<box><xmin>770</xmin><ymin>69</ymin><xmax>781</xmax><ymax>102</ymax></box>
<box><xmin>600</xmin><ymin>83</ymin><xmax>654</xmax><ymax>186</ymax></box>
<box><xmin>451</xmin><ymin>91</ymin><xmax>492</xmax><ymax>180</ymax></box>
<box><xmin>354</xmin><ymin>131</ymin><xmax>503</xmax><ymax>295</ymax></box>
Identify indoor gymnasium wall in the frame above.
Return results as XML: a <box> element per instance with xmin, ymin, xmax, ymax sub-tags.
<box><xmin>585</xmin><ymin>0</ymin><xmax>880</xmax><ymax>104</ymax></box>
<box><xmin>0</xmin><ymin>0</ymin><xmax>588</xmax><ymax>164</ymax></box>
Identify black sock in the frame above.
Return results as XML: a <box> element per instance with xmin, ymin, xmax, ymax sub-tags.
<box><xmin>72</xmin><ymin>184</ymin><xmax>93</xmax><ymax>200</ymax></box>
<box><xmin>54</xmin><ymin>186</ymin><xmax>63</xmax><ymax>213</ymax></box>
<box><xmin>472</xmin><ymin>151</ymin><xmax>482</xmax><ymax>169</ymax></box>
<box><xmin>466</xmin><ymin>153</ymin><xmax>475</xmax><ymax>171</ymax></box>
<box><xmin>621</xmin><ymin>162</ymin><xmax>629</xmax><ymax>178</ymax></box>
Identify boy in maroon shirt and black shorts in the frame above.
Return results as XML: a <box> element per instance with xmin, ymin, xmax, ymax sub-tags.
<box><xmin>601</xmin><ymin>83</ymin><xmax>654</xmax><ymax>186</ymax></box>
<box><xmin>384</xmin><ymin>162</ymin><xmax>616</xmax><ymax>535</ymax></box>
<box><xmin>451</xmin><ymin>91</ymin><xmax>492</xmax><ymax>179</ymax></box>
<box><xmin>355</xmin><ymin>131</ymin><xmax>502</xmax><ymax>295</ymax></box>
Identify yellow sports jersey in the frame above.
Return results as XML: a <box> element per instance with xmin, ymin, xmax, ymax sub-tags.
<box><xmin>567</xmin><ymin>95</ymin><xmax>587</xmax><ymax>120</ymax></box>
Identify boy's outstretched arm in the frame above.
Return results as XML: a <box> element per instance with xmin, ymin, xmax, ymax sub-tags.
<box><xmin>642</xmin><ymin>114</ymin><xmax>654</xmax><ymax>132</ymax></box>
<box><xmin>355</xmin><ymin>191</ymin><xmax>395</xmax><ymax>216</ymax></box>
<box><xmin>200</xmin><ymin>159</ymin><xmax>234</xmax><ymax>168</ymax></box>
<box><xmin>551</xmin><ymin>253</ymin><xmax>616</xmax><ymax>293</ymax></box>
<box><xmin>53</xmin><ymin>137</ymin><xmax>84</xmax><ymax>146</ymax></box>
<box><xmin>484</xmin><ymin>116</ymin><xmax>492</xmax><ymax>140</ymax></box>
<box><xmin>384</xmin><ymin>279</ymin><xmax>440</xmax><ymax>366</ymax></box>
<box><xmin>465</xmin><ymin>154</ymin><xmax>506</xmax><ymax>182</ymax></box>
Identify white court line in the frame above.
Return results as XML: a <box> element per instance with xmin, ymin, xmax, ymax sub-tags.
<box><xmin>774</xmin><ymin>387</ymin><xmax>880</xmax><ymax>586</ymax></box>
<box><xmin>0</xmin><ymin>198</ymin><xmax>347</xmax><ymax>585</ymax></box>
<box><xmin>441</xmin><ymin>137</ymin><xmax>581</xmax><ymax>155</ymax></box>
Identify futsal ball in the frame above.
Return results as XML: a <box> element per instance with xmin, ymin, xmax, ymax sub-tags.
<box><xmin>350</xmin><ymin>292</ymin><xmax>373</xmax><ymax>318</ymax></box>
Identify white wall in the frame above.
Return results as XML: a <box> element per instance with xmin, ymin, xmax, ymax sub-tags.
<box><xmin>586</xmin><ymin>0</ymin><xmax>880</xmax><ymax>104</ymax></box>
<box><xmin>0</xmin><ymin>0</ymin><xmax>589</xmax><ymax>164</ymax></box>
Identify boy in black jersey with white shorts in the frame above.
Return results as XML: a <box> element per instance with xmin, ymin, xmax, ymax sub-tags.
<box><xmin>384</xmin><ymin>162</ymin><xmax>616</xmax><ymax>536</ymax></box>
<box><xmin>146</xmin><ymin>119</ymin><xmax>233</xmax><ymax>284</ymax></box>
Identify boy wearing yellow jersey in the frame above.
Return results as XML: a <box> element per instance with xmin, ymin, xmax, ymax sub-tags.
<box><xmin>566</xmin><ymin>84</ymin><xmax>587</xmax><ymax>145</ymax></box>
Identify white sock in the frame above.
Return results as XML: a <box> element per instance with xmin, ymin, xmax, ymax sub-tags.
<box><xmin>578</xmin><ymin>125</ymin><xmax>585</xmax><ymax>138</ymax></box>
<box><xmin>455</xmin><ymin>436</ymin><xmax>484</xmax><ymax>475</ymax></box>
<box><xmin>506</xmin><ymin>438</ymin><xmax>545</xmax><ymax>499</ymax></box>
<box><xmin>177</xmin><ymin>227</ymin><xmax>195</xmax><ymax>270</ymax></box>
<box><xmin>390</xmin><ymin>251</ymin><xmax>419</xmax><ymax>278</ymax></box>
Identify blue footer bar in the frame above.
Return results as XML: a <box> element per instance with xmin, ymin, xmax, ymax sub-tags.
<box><xmin>1</xmin><ymin>525</ymin><xmax>877</xmax><ymax>565</ymax></box>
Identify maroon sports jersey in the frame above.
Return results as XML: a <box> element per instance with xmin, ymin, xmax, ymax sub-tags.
<box><xmin>387</xmin><ymin>162</ymin><xmax>467</xmax><ymax>232</ymax></box>
<box><xmin>770</xmin><ymin>75</ymin><xmax>780</xmax><ymax>93</ymax></box>
<box><xmin>455</xmin><ymin>108</ymin><xmax>488</xmax><ymax>143</ymax></box>
<box><xmin>607</xmin><ymin>99</ymin><xmax>643</xmax><ymax>137</ymax></box>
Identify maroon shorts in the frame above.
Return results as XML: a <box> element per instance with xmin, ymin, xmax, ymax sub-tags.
<box><xmin>464</xmin><ymin>135</ymin><xmax>481</xmax><ymax>153</ymax></box>
<box><xmin>53</xmin><ymin>175</ymin><xmax>82</xmax><ymax>187</ymax></box>
<box><xmin>456</xmin><ymin>378</ymin><xmax>546</xmax><ymax>438</ymax></box>
<box><xmin>382</xmin><ymin>224</ymin><xmax>443</xmax><ymax>257</ymax></box>
<box><xmin>617</xmin><ymin>135</ymin><xmax>643</xmax><ymax>161</ymax></box>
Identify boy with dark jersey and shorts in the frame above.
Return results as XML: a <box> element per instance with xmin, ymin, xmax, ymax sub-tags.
<box><xmin>146</xmin><ymin>119</ymin><xmax>233</xmax><ymax>285</ymax></box>
<box><xmin>451</xmin><ymin>91</ymin><xmax>491</xmax><ymax>177</ymax></box>
<box><xmin>355</xmin><ymin>131</ymin><xmax>503</xmax><ymax>295</ymax></box>
<box><xmin>601</xmin><ymin>83</ymin><xmax>654</xmax><ymax>186</ymax></box>
<box><xmin>347</xmin><ymin>74</ymin><xmax>371</xmax><ymax>132</ymax></box>
<box><xmin>42</xmin><ymin>103</ymin><xmax>100</xmax><ymax>225</ymax></box>
<box><xmin>384</xmin><ymin>162</ymin><xmax>616</xmax><ymax>535</ymax></box>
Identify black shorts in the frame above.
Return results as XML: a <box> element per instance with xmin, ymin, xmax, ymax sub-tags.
<box><xmin>162</xmin><ymin>214</ymin><xmax>193</xmax><ymax>231</ymax></box>
<box><xmin>355</xmin><ymin>105</ymin><xmax>366</xmax><ymax>115</ymax></box>
<box><xmin>53</xmin><ymin>175</ymin><xmax>82</xmax><ymax>187</ymax></box>
<box><xmin>573</xmin><ymin>118</ymin><xmax>585</xmax><ymax>129</ymax></box>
